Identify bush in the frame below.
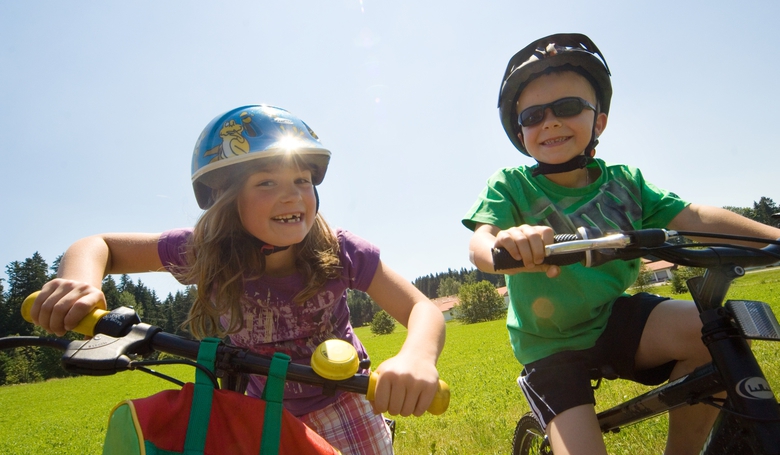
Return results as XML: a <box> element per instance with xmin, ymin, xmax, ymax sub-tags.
<box><xmin>454</xmin><ymin>281</ymin><xmax>506</xmax><ymax>324</ymax></box>
<box><xmin>670</xmin><ymin>266</ymin><xmax>706</xmax><ymax>294</ymax></box>
<box><xmin>370</xmin><ymin>310</ymin><xmax>396</xmax><ymax>335</ymax></box>
<box><xmin>632</xmin><ymin>262</ymin><xmax>655</xmax><ymax>293</ymax></box>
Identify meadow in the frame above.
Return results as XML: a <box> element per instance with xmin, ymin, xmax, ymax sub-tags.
<box><xmin>0</xmin><ymin>268</ymin><xmax>778</xmax><ymax>454</ymax></box>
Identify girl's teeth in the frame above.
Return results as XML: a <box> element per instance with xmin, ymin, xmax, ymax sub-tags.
<box><xmin>274</xmin><ymin>214</ymin><xmax>301</xmax><ymax>223</ymax></box>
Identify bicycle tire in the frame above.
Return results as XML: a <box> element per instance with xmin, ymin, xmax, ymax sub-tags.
<box><xmin>701</xmin><ymin>407</ymin><xmax>778</xmax><ymax>455</ymax></box>
<box><xmin>512</xmin><ymin>412</ymin><xmax>552</xmax><ymax>455</ymax></box>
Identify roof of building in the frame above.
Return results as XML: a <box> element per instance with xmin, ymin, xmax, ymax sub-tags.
<box><xmin>642</xmin><ymin>259</ymin><xmax>676</xmax><ymax>272</ymax></box>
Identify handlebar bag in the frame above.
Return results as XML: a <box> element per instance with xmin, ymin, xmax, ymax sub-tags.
<box><xmin>102</xmin><ymin>338</ymin><xmax>341</xmax><ymax>455</ymax></box>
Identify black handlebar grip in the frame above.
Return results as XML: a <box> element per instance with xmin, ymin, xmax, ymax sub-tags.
<box><xmin>625</xmin><ymin>229</ymin><xmax>668</xmax><ymax>248</ymax></box>
<box><xmin>492</xmin><ymin>233</ymin><xmax>582</xmax><ymax>271</ymax></box>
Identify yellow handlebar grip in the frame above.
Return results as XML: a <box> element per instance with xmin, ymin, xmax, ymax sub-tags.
<box><xmin>71</xmin><ymin>308</ymin><xmax>110</xmax><ymax>337</ymax></box>
<box><xmin>21</xmin><ymin>291</ymin><xmax>109</xmax><ymax>337</ymax></box>
<box><xmin>367</xmin><ymin>372</ymin><xmax>450</xmax><ymax>415</ymax></box>
<box><xmin>20</xmin><ymin>291</ymin><xmax>40</xmax><ymax>324</ymax></box>
<box><xmin>428</xmin><ymin>379</ymin><xmax>451</xmax><ymax>415</ymax></box>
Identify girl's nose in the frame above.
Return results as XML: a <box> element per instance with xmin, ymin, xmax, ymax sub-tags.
<box><xmin>280</xmin><ymin>183</ymin><xmax>303</xmax><ymax>201</ymax></box>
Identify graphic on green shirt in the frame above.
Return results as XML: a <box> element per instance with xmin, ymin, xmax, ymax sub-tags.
<box><xmin>528</xmin><ymin>178</ymin><xmax>642</xmax><ymax>234</ymax></box>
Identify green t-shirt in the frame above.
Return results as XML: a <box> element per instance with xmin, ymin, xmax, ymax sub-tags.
<box><xmin>462</xmin><ymin>159</ymin><xmax>688</xmax><ymax>365</ymax></box>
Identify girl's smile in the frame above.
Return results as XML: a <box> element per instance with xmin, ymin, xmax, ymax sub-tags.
<box><xmin>272</xmin><ymin>213</ymin><xmax>303</xmax><ymax>223</ymax></box>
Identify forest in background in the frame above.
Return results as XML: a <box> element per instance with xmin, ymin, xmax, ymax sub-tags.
<box><xmin>1</xmin><ymin>197</ymin><xmax>777</xmax><ymax>384</ymax></box>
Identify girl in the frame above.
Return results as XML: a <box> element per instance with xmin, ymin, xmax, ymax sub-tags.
<box><xmin>30</xmin><ymin>104</ymin><xmax>446</xmax><ymax>454</ymax></box>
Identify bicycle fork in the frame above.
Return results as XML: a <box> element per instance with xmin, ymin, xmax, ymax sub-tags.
<box><xmin>693</xmin><ymin>266</ymin><xmax>780</xmax><ymax>454</ymax></box>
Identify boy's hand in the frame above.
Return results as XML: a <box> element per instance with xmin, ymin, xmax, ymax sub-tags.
<box><xmin>369</xmin><ymin>354</ymin><xmax>440</xmax><ymax>417</ymax></box>
<box><xmin>495</xmin><ymin>225</ymin><xmax>560</xmax><ymax>277</ymax></box>
<box><xmin>30</xmin><ymin>279</ymin><xmax>106</xmax><ymax>336</ymax></box>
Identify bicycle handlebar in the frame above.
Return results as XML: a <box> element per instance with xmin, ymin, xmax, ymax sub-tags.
<box><xmin>492</xmin><ymin>227</ymin><xmax>780</xmax><ymax>271</ymax></box>
<box><xmin>17</xmin><ymin>292</ymin><xmax>450</xmax><ymax>415</ymax></box>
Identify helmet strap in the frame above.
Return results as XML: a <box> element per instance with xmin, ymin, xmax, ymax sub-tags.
<box><xmin>532</xmin><ymin>154</ymin><xmax>592</xmax><ymax>176</ymax></box>
<box><xmin>261</xmin><ymin>244</ymin><xmax>290</xmax><ymax>256</ymax></box>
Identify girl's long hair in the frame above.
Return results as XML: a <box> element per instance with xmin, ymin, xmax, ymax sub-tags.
<box><xmin>181</xmin><ymin>161</ymin><xmax>341</xmax><ymax>338</ymax></box>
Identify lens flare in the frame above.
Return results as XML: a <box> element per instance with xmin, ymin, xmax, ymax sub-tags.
<box><xmin>531</xmin><ymin>298</ymin><xmax>555</xmax><ymax>319</ymax></box>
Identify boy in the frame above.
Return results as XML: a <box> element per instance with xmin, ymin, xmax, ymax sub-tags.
<box><xmin>463</xmin><ymin>33</ymin><xmax>780</xmax><ymax>455</ymax></box>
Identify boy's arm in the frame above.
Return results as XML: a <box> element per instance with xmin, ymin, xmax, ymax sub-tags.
<box><xmin>668</xmin><ymin>204</ymin><xmax>780</xmax><ymax>245</ymax></box>
<box><xmin>469</xmin><ymin>222</ymin><xmax>560</xmax><ymax>277</ymax></box>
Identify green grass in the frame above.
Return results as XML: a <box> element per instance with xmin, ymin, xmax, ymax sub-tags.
<box><xmin>0</xmin><ymin>365</ymin><xmax>193</xmax><ymax>455</ymax></box>
<box><xmin>1</xmin><ymin>268</ymin><xmax>778</xmax><ymax>454</ymax></box>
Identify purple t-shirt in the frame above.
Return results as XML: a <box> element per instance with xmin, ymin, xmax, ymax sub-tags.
<box><xmin>157</xmin><ymin>228</ymin><xmax>380</xmax><ymax>416</ymax></box>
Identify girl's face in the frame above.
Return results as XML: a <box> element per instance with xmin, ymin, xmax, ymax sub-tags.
<box><xmin>236</xmin><ymin>163</ymin><xmax>317</xmax><ymax>247</ymax></box>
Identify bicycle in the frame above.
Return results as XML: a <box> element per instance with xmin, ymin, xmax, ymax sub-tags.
<box><xmin>489</xmin><ymin>227</ymin><xmax>780</xmax><ymax>455</ymax></box>
<box><xmin>2</xmin><ymin>295</ymin><xmax>450</xmax><ymax>454</ymax></box>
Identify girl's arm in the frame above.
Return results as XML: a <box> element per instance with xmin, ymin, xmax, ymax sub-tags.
<box><xmin>30</xmin><ymin>232</ymin><xmax>163</xmax><ymax>336</ymax></box>
<box><xmin>365</xmin><ymin>261</ymin><xmax>445</xmax><ymax>417</ymax></box>
<box><xmin>668</xmin><ymin>204</ymin><xmax>780</xmax><ymax>245</ymax></box>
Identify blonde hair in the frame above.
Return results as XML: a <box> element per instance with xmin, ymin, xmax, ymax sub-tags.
<box><xmin>181</xmin><ymin>160</ymin><xmax>341</xmax><ymax>338</ymax></box>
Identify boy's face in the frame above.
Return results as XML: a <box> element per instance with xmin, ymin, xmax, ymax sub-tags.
<box><xmin>516</xmin><ymin>71</ymin><xmax>607</xmax><ymax>164</ymax></box>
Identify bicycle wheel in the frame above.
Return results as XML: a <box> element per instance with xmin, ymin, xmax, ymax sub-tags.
<box><xmin>512</xmin><ymin>412</ymin><xmax>552</xmax><ymax>455</ymax></box>
<box><xmin>701</xmin><ymin>407</ymin><xmax>778</xmax><ymax>455</ymax></box>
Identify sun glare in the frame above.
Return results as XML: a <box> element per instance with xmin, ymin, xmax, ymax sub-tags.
<box><xmin>277</xmin><ymin>134</ymin><xmax>306</xmax><ymax>151</ymax></box>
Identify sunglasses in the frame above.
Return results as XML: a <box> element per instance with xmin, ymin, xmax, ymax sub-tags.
<box><xmin>517</xmin><ymin>97</ymin><xmax>596</xmax><ymax>127</ymax></box>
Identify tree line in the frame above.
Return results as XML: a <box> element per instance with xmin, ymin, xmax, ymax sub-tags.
<box><xmin>412</xmin><ymin>268</ymin><xmax>506</xmax><ymax>299</ymax></box>
<box><xmin>0</xmin><ymin>253</ymin><xmax>198</xmax><ymax>385</ymax></box>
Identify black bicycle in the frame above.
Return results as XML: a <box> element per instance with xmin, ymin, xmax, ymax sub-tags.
<box><xmin>490</xmin><ymin>227</ymin><xmax>780</xmax><ymax>455</ymax></box>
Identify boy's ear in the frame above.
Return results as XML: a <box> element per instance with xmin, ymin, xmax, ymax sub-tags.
<box><xmin>595</xmin><ymin>112</ymin><xmax>608</xmax><ymax>136</ymax></box>
<box><xmin>516</xmin><ymin>131</ymin><xmax>525</xmax><ymax>148</ymax></box>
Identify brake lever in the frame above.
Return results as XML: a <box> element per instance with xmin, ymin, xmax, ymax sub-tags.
<box><xmin>61</xmin><ymin>323</ymin><xmax>160</xmax><ymax>375</ymax></box>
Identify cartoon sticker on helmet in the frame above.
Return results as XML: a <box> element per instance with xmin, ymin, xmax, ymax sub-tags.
<box><xmin>279</xmin><ymin>124</ymin><xmax>305</xmax><ymax>139</ymax></box>
<box><xmin>203</xmin><ymin>117</ymin><xmax>250</xmax><ymax>163</ymax></box>
<box><xmin>201</xmin><ymin>109</ymin><xmax>318</xmax><ymax>164</ymax></box>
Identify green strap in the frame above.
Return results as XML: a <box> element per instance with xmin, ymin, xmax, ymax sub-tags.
<box><xmin>260</xmin><ymin>353</ymin><xmax>290</xmax><ymax>455</ymax></box>
<box><xmin>183</xmin><ymin>337</ymin><xmax>220</xmax><ymax>455</ymax></box>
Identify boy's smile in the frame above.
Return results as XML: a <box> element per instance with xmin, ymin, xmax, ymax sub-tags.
<box><xmin>237</xmin><ymin>164</ymin><xmax>317</xmax><ymax>248</ymax></box>
<box><xmin>516</xmin><ymin>71</ymin><xmax>607</xmax><ymax>169</ymax></box>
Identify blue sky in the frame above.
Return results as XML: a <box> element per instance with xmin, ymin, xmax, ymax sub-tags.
<box><xmin>2</xmin><ymin>1</ymin><xmax>778</xmax><ymax>298</ymax></box>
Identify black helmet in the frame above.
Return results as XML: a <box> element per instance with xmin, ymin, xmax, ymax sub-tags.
<box><xmin>498</xmin><ymin>33</ymin><xmax>612</xmax><ymax>158</ymax></box>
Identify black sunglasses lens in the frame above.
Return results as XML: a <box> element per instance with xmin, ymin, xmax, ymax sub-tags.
<box><xmin>519</xmin><ymin>107</ymin><xmax>545</xmax><ymax>126</ymax></box>
<box><xmin>552</xmin><ymin>98</ymin><xmax>585</xmax><ymax>117</ymax></box>
<box><xmin>519</xmin><ymin>98</ymin><xmax>585</xmax><ymax>127</ymax></box>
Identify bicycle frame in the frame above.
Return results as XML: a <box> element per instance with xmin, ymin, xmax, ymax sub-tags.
<box><xmin>594</xmin><ymin>262</ymin><xmax>780</xmax><ymax>454</ymax></box>
<box><xmin>509</xmin><ymin>230</ymin><xmax>780</xmax><ymax>455</ymax></box>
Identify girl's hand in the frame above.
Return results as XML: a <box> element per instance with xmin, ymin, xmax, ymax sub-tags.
<box><xmin>30</xmin><ymin>279</ymin><xmax>106</xmax><ymax>336</ymax></box>
<box><xmin>370</xmin><ymin>353</ymin><xmax>440</xmax><ymax>417</ymax></box>
<box><xmin>495</xmin><ymin>224</ymin><xmax>560</xmax><ymax>277</ymax></box>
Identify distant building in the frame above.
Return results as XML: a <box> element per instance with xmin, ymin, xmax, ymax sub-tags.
<box><xmin>433</xmin><ymin>286</ymin><xmax>509</xmax><ymax>321</ymax></box>
<box><xmin>642</xmin><ymin>258</ymin><xmax>676</xmax><ymax>283</ymax></box>
<box><xmin>432</xmin><ymin>295</ymin><xmax>459</xmax><ymax>322</ymax></box>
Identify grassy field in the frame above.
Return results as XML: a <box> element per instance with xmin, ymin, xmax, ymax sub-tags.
<box><xmin>0</xmin><ymin>268</ymin><xmax>778</xmax><ymax>454</ymax></box>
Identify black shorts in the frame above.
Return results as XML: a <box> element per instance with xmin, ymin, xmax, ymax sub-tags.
<box><xmin>518</xmin><ymin>292</ymin><xmax>676</xmax><ymax>428</ymax></box>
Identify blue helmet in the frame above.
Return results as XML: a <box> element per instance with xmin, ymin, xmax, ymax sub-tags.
<box><xmin>191</xmin><ymin>105</ymin><xmax>331</xmax><ymax>209</ymax></box>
